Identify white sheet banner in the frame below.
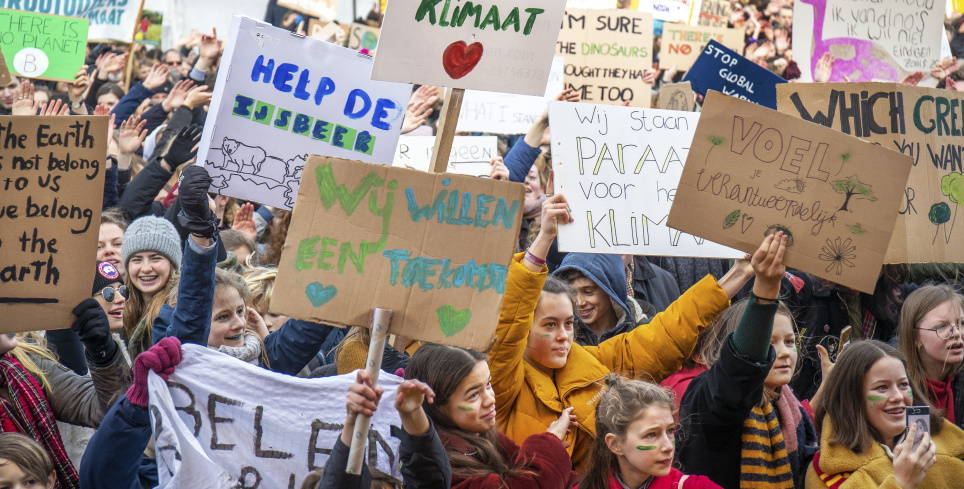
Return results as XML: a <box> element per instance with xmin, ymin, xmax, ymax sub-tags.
<box><xmin>0</xmin><ymin>0</ymin><xmax>141</xmax><ymax>42</ymax></box>
<box><xmin>148</xmin><ymin>345</ymin><xmax>403</xmax><ymax>488</ymax></box>
<box><xmin>456</xmin><ymin>57</ymin><xmax>564</xmax><ymax>135</ymax></box>
<box><xmin>393</xmin><ymin>136</ymin><xmax>498</xmax><ymax>176</ymax></box>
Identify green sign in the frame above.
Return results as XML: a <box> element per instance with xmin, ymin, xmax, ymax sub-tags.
<box><xmin>0</xmin><ymin>8</ymin><xmax>89</xmax><ymax>82</ymax></box>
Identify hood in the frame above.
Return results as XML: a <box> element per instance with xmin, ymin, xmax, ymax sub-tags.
<box><xmin>553</xmin><ymin>253</ymin><xmax>631</xmax><ymax>326</ymax></box>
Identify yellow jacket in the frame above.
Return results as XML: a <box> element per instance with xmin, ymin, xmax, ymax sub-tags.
<box><xmin>489</xmin><ymin>253</ymin><xmax>729</xmax><ymax>472</ymax></box>
<box><xmin>806</xmin><ymin>417</ymin><xmax>964</xmax><ymax>488</ymax></box>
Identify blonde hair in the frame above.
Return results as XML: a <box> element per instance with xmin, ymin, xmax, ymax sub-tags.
<box><xmin>242</xmin><ymin>266</ymin><xmax>277</xmax><ymax>317</ymax></box>
<box><xmin>11</xmin><ymin>332</ymin><xmax>58</xmax><ymax>393</ymax></box>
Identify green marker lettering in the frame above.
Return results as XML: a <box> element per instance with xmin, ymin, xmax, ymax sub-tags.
<box><xmin>636</xmin><ymin>445</ymin><xmax>657</xmax><ymax>451</ymax></box>
<box><xmin>868</xmin><ymin>395</ymin><xmax>886</xmax><ymax>402</ymax></box>
<box><xmin>457</xmin><ymin>406</ymin><xmax>473</xmax><ymax>411</ymax></box>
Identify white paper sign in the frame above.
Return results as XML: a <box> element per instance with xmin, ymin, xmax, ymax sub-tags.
<box><xmin>456</xmin><ymin>57</ymin><xmax>564</xmax><ymax>134</ymax></box>
<box><xmin>634</xmin><ymin>0</ymin><xmax>696</xmax><ymax>23</ymax></box>
<box><xmin>148</xmin><ymin>345</ymin><xmax>403</xmax><ymax>488</ymax></box>
<box><xmin>550</xmin><ymin>101</ymin><xmax>741</xmax><ymax>258</ymax></box>
<box><xmin>1</xmin><ymin>0</ymin><xmax>140</xmax><ymax>42</ymax></box>
<box><xmin>393</xmin><ymin>136</ymin><xmax>498</xmax><ymax>176</ymax></box>
<box><xmin>198</xmin><ymin>16</ymin><xmax>411</xmax><ymax>209</ymax></box>
<box><xmin>371</xmin><ymin>0</ymin><xmax>566</xmax><ymax>95</ymax></box>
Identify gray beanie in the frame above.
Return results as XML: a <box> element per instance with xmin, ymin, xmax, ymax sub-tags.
<box><xmin>122</xmin><ymin>216</ymin><xmax>183</xmax><ymax>271</ymax></box>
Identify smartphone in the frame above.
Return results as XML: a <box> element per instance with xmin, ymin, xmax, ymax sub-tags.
<box><xmin>906</xmin><ymin>406</ymin><xmax>930</xmax><ymax>451</ymax></box>
<box><xmin>839</xmin><ymin>326</ymin><xmax>852</xmax><ymax>351</ymax></box>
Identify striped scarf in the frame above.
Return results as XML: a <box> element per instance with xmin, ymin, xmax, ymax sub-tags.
<box><xmin>740</xmin><ymin>402</ymin><xmax>793</xmax><ymax>489</ymax></box>
<box><xmin>0</xmin><ymin>357</ymin><xmax>78</xmax><ymax>489</ymax></box>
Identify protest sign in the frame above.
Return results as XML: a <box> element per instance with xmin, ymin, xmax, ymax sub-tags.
<box><xmin>308</xmin><ymin>19</ymin><xmax>348</xmax><ymax>43</ymax></box>
<box><xmin>456</xmin><ymin>56</ymin><xmax>564</xmax><ymax>134</ymax></box>
<box><xmin>164</xmin><ymin>0</ymin><xmax>267</xmax><ymax>50</ymax></box>
<box><xmin>550</xmin><ymin>101</ymin><xmax>740</xmax><ymax>258</ymax></box>
<box><xmin>273</xmin><ymin>156</ymin><xmax>524</xmax><ymax>350</ymax></box>
<box><xmin>278</xmin><ymin>0</ymin><xmax>340</xmax><ymax>22</ymax></box>
<box><xmin>683</xmin><ymin>39</ymin><xmax>786</xmax><ymax>109</ymax></box>
<box><xmin>0</xmin><ymin>116</ymin><xmax>108</xmax><ymax>332</ymax></box>
<box><xmin>631</xmin><ymin>0</ymin><xmax>695</xmax><ymax>23</ymax></box>
<box><xmin>394</xmin><ymin>136</ymin><xmax>498</xmax><ymax>176</ymax></box>
<box><xmin>0</xmin><ymin>0</ymin><xmax>139</xmax><ymax>42</ymax></box>
<box><xmin>777</xmin><ymin>82</ymin><xmax>964</xmax><ymax>264</ymax></box>
<box><xmin>347</xmin><ymin>23</ymin><xmax>379</xmax><ymax>52</ymax></box>
<box><xmin>659</xmin><ymin>23</ymin><xmax>742</xmax><ymax>71</ymax></box>
<box><xmin>134</xmin><ymin>7</ymin><xmax>162</xmax><ymax>46</ymax></box>
<box><xmin>0</xmin><ymin>9</ymin><xmax>88</xmax><ymax>81</ymax></box>
<box><xmin>696</xmin><ymin>0</ymin><xmax>731</xmax><ymax>27</ymax></box>
<box><xmin>198</xmin><ymin>16</ymin><xmax>411</xmax><ymax>210</ymax></box>
<box><xmin>149</xmin><ymin>345</ymin><xmax>403</xmax><ymax>488</ymax></box>
<box><xmin>793</xmin><ymin>0</ymin><xmax>944</xmax><ymax>86</ymax></box>
<box><xmin>557</xmin><ymin>9</ymin><xmax>653</xmax><ymax>106</ymax></box>
<box><xmin>371</xmin><ymin>0</ymin><xmax>566</xmax><ymax>96</ymax></box>
<box><xmin>566</xmin><ymin>0</ymin><xmax>619</xmax><ymax>7</ymax></box>
<box><xmin>667</xmin><ymin>92</ymin><xmax>911</xmax><ymax>293</ymax></box>
<box><xmin>658</xmin><ymin>81</ymin><xmax>694</xmax><ymax>111</ymax></box>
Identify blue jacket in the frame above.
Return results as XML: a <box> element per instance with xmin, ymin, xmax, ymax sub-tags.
<box><xmin>553</xmin><ymin>252</ymin><xmax>636</xmax><ymax>345</ymax></box>
<box><xmin>111</xmin><ymin>82</ymin><xmax>155</xmax><ymax>128</ymax></box>
<box><xmin>80</xmin><ymin>394</ymin><xmax>158</xmax><ymax>489</ymax></box>
<box><xmin>504</xmin><ymin>138</ymin><xmax>542</xmax><ymax>183</ymax></box>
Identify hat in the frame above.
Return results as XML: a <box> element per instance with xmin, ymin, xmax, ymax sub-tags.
<box><xmin>122</xmin><ymin>216</ymin><xmax>182</xmax><ymax>271</ymax></box>
<box><xmin>92</xmin><ymin>261</ymin><xmax>122</xmax><ymax>296</ymax></box>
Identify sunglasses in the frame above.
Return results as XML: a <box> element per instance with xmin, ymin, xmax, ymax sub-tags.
<box><xmin>99</xmin><ymin>285</ymin><xmax>128</xmax><ymax>302</ymax></box>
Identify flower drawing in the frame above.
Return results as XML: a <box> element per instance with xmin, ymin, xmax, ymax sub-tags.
<box><xmin>818</xmin><ymin>236</ymin><xmax>857</xmax><ymax>276</ymax></box>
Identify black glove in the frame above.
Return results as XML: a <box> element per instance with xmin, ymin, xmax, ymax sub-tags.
<box><xmin>177</xmin><ymin>165</ymin><xmax>218</xmax><ymax>238</ymax></box>
<box><xmin>71</xmin><ymin>298</ymin><xmax>119</xmax><ymax>366</ymax></box>
<box><xmin>161</xmin><ymin>124</ymin><xmax>202</xmax><ymax>168</ymax></box>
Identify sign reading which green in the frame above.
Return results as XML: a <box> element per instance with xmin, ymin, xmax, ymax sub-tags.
<box><xmin>0</xmin><ymin>8</ymin><xmax>89</xmax><ymax>82</ymax></box>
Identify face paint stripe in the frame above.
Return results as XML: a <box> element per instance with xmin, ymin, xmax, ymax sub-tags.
<box><xmin>457</xmin><ymin>406</ymin><xmax>473</xmax><ymax>411</ymax></box>
<box><xmin>636</xmin><ymin>445</ymin><xmax>656</xmax><ymax>451</ymax></box>
<box><xmin>867</xmin><ymin>395</ymin><xmax>886</xmax><ymax>402</ymax></box>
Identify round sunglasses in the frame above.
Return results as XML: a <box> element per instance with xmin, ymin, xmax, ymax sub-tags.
<box><xmin>99</xmin><ymin>285</ymin><xmax>128</xmax><ymax>302</ymax></box>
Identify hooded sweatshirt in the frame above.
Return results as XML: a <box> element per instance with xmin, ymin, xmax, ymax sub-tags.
<box><xmin>554</xmin><ymin>253</ymin><xmax>640</xmax><ymax>346</ymax></box>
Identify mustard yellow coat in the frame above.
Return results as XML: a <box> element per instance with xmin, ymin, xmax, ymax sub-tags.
<box><xmin>489</xmin><ymin>253</ymin><xmax>730</xmax><ymax>472</ymax></box>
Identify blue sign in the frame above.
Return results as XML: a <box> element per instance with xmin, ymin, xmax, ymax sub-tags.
<box><xmin>683</xmin><ymin>39</ymin><xmax>786</xmax><ymax>109</ymax></box>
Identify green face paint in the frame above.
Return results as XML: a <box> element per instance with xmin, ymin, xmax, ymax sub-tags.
<box><xmin>906</xmin><ymin>389</ymin><xmax>913</xmax><ymax>397</ymax></box>
<box><xmin>867</xmin><ymin>395</ymin><xmax>886</xmax><ymax>403</ymax></box>
<box><xmin>636</xmin><ymin>445</ymin><xmax>657</xmax><ymax>451</ymax></box>
<box><xmin>543</xmin><ymin>334</ymin><xmax>551</xmax><ymax>338</ymax></box>
<box><xmin>457</xmin><ymin>406</ymin><xmax>473</xmax><ymax>412</ymax></box>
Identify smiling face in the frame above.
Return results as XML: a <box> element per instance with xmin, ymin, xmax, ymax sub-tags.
<box><xmin>864</xmin><ymin>356</ymin><xmax>913</xmax><ymax>447</ymax></box>
<box><xmin>763</xmin><ymin>313</ymin><xmax>798</xmax><ymax>391</ymax></box>
<box><xmin>571</xmin><ymin>277</ymin><xmax>617</xmax><ymax>333</ymax></box>
<box><xmin>440</xmin><ymin>361</ymin><xmax>497</xmax><ymax>434</ymax></box>
<box><xmin>97</xmin><ymin>223</ymin><xmax>125</xmax><ymax>276</ymax></box>
<box><xmin>209</xmin><ymin>286</ymin><xmax>246</xmax><ymax>349</ymax></box>
<box><xmin>916</xmin><ymin>300</ymin><xmax>964</xmax><ymax>379</ymax></box>
<box><xmin>525</xmin><ymin>293</ymin><xmax>574</xmax><ymax>375</ymax></box>
<box><xmin>127</xmin><ymin>252</ymin><xmax>171</xmax><ymax>299</ymax></box>
<box><xmin>0</xmin><ymin>459</ymin><xmax>54</xmax><ymax>489</ymax></box>
<box><xmin>524</xmin><ymin>165</ymin><xmax>543</xmax><ymax>203</ymax></box>
<box><xmin>94</xmin><ymin>282</ymin><xmax>126</xmax><ymax>332</ymax></box>
<box><xmin>606</xmin><ymin>406</ymin><xmax>677</xmax><ymax>484</ymax></box>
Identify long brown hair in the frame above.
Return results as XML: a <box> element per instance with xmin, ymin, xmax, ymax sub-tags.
<box><xmin>406</xmin><ymin>344</ymin><xmax>531</xmax><ymax>480</ymax></box>
<box><xmin>261</xmin><ymin>209</ymin><xmax>291</xmax><ymax>266</ymax></box>
<box><xmin>123</xmin><ymin>265</ymin><xmax>178</xmax><ymax>354</ymax></box>
<box><xmin>0</xmin><ymin>432</ymin><xmax>54</xmax><ymax>486</ymax></box>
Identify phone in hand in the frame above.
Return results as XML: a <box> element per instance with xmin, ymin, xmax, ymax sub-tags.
<box><xmin>839</xmin><ymin>325</ymin><xmax>852</xmax><ymax>351</ymax></box>
<box><xmin>906</xmin><ymin>406</ymin><xmax>930</xmax><ymax>451</ymax></box>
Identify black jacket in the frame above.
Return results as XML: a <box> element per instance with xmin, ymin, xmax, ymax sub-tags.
<box><xmin>631</xmin><ymin>256</ymin><xmax>680</xmax><ymax>313</ymax></box>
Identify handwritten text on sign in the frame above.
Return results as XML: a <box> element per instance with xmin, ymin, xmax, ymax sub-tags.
<box><xmin>667</xmin><ymin>92</ymin><xmax>911</xmax><ymax>293</ymax></box>
<box><xmin>393</xmin><ymin>136</ymin><xmax>497</xmax><ymax>176</ymax></box>
<box><xmin>659</xmin><ymin>23</ymin><xmax>743</xmax><ymax>71</ymax></box>
<box><xmin>0</xmin><ymin>116</ymin><xmax>107</xmax><ymax>332</ymax></box>
<box><xmin>273</xmin><ymin>157</ymin><xmax>523</xmax><ymax>350</ymax></box>
<box><xmin>0</xmin><ymin>0</ymin><xmax>138</xmax><ymax>42</ymax></box>
<box><xmin>0</xmin><ymin>8</ymin><xmax>89</xmax><ymax>81</ymax></box>
<box><xmin>551</xmin><ymin>101</ymin><xmax>740</xmax><ymax>258</ymax></box>
<box><xmin>456</xmin><ymin>56</ymin><xmax>564</xmax><ymax>135</ymax></box>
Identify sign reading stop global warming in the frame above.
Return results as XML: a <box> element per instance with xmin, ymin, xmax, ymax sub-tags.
<box><xmin>0</xmin><ymin>9</ymin><xmax>88</xmax><ymax>81</ymax></box>
<box><xmin>0</xmin><ymin>0</ymin><xmax>139</xmax><ymax>42</ymax></box>
<box><xmin>273</xmin><ymin>156</ymin><xmax>524</xmax><ymax>350</ymax></box>
<box><xmin>777</xmin><ymin>82</ymin><xmax>964</xmax><ymax>264</ymax></box>
<box><xmin>551</xmin><ymin>101</ymin><xmax>740</xmax><ymax>258</ymax></box>
<box><xmin>198</xmin><ymin>16</ymin><xmax>411</xmax><ymax>210</ymax></box>
<box><xmin>371</xmin><ymin>0</ymin><xmax>566</xmax><ymax>95</ymax></box>
<box><xmin>659</xmin><ymin>23</ymin><xmax>743</xmax><ymax>71</ymax></box>
<box><xmin>667</xmin><ymin>92</ymin><xmax>911</xmax><ymax>293</ymax></box>
<box><xmin>684</xmin><ymin>39</ymin><xmax>786</xmax><ymax>109</ymax></box>
<box><xmin>557</xmin><ymin>9</ymin><xmax>653</xmax><ymax>107</ymax></box>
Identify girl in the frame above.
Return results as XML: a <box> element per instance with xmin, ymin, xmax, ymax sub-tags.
<box><xmin>897</xmin><ymin>285</ymin><xmax>964</xmax><ymax>431</ymax></box>
<box><xmin>491</xmin><ymin>192</ymin><xmax>752</xmax><ymax>471</ymax></box>
<box><xmin>676</xmin><ymin>232</ymin><xmax>818</xmax><ymax>489</ymax></box>
<box><xmin>406</xmin><ymin>343</ymin><xmax>579</xmax><ymax>488</ymax></box>
<box><xmin>808</xmin><ymin>341</ymin><xmax>964</xmax><ymax>488</ymax></box>
<box><xmin>578</xmin><ymin>375</ymin><xmax>721</xmax><ymax>489</ymax></box>
<box><xmin>97</xmin><ymin>209</ymin><xmax>128</xmax><ymax>277</ymax></box>
<box><xmin>0</xmin><ymin>433</ymin><xmax>56</xmax><ymax>489</ymax></box>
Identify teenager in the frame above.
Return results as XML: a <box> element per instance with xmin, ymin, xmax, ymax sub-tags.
<box><xmin>0</xmin><ymin>433</ymin><xmax>58</xmax><ymax>489</ymax></box>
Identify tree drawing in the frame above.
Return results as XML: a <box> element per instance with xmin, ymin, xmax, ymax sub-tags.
<box><xmin>939</xmin><ymin>172</ymin><xmax>964</xmax><ymax>242</ymax></box>
<box><xmin>929</xmin><ymin>202</ymin><xmax>951</xmax><ymax>245</ymax></box>
<box><xmin>831</xmin><ymin>174</ymin><xmax>877</xmax><ymax>212</ymax></box>
<box><xmin>704</xmin><ymin>136</ymin><xmax>725</xmax><ymax>166</ymax></box>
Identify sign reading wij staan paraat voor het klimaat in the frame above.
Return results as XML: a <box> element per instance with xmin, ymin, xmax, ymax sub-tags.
<box><xmin>197</xmin><ymin>16</ymin><xmax>412</xmax><ymax>210</ymax></box>
<box><xmin>684</xmin><ymin>39</ymin><xmax>786</xmax><ymax>110</ymax></box>
<box><xmin>0</xmin><ymin>0</ymin><xmax>139</xmax><ymax>42</ymax></box>
<box><xmin>0</xmin><ymin>8</ymin><xmax>88</xmax><ymax>82</ymax></box>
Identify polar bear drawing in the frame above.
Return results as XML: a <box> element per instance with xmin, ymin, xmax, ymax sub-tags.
<box><xmin>216</xmin><ymin>138</ymin><xmax>290</xmax><ymax>183</ymax></box>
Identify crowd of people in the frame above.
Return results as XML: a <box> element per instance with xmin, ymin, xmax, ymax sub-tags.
<box><xmin>2</xmin><ymin>0</ymin><xmax>964</xmax><ymax>488</ymax></box>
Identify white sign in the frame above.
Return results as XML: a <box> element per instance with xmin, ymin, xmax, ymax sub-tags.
<box><xmin>162</xmin><ymin>0</ymin><xmax>269</xmax><ymax>50</ymax></box>
<box><xmin>1</xmin><ymin>0</ymin><xmax>140</xmax><ymax>42</ymax></box>
<box><xmin>456</xmin><ymin>57</ymin><xmax>564</xmax><ymax>135</ymax></box>
<box><xmin>148</xmin><ymin>345</ymin><xmax>403</xmax><ymax>488</ymax></box>
<box><xmin>371</xmin><ymin>0</ymin><xmax>566</xmax><ymax>96</ymax></box>
<box><xmin>393</xmin><ymin>136</ymin><xmax>498</xmax><ymax>176</ymax></box>
<box><xmin>634</xmin><ymin>0</ymin><xmax>696</xmax><ymax>23</ymax></box>
<box><xmin>550</xmin><ymin>101</ymin><xmax>741</xmax><ymax>258</ymax></box>
<box><xmin>199</xmin><ymin>16</ymin><xmax>411</xmax><ymax>209</ymax></box>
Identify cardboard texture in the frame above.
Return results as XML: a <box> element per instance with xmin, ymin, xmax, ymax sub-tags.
<box><xmin>696</xmin><ymin>0</ymin><xmax>731</xmax><ymax>27</ymax></box>
<box><xmin>793</xmin><ymin>0</ymin><xmax>943</xmax><ymax>86</ymax></box>
<box><xmin>371</xmin><ymin>0</ymin><xmax>566</xmax><ymax>96</ymax></box>
<box><xmin>457</xmin><ymin>57</ymin><xmax>564</xmax><ymax>134</ymax></box>
<box><xmin>557</xmin><ymin>9</ymin><xmax>653</xmax><ymax>107</ymax></box>
<box><xmin>683</xmin><ymin>39</ymin><xmax>786</xmax><ymax>109</ymax></box>
<box><xmin>278</xmin><ymin>0</ymin><xmax>339</xmax><ymax>22</ymax></box>
<box><xmin>198</xmin><ymin>16</ymin><xmax>411</xmax><ymax>210</ymax></box>
<box><xmin>347</xmin><ymin>23</ymin><xmax>379</xmax><ymax>52</ymax></box>
<box><xmin>659</xmin><ymin>23</ymin><xmax>742</xmax><ymax>71</ymax></box>
<box><xmin>550</xmin><ymin>101</ymin><xmax>741</xmax><ymax>258</ymax></box>
<box><xmin>1</xmin><ymin>0</ymin><xmax>138</xmax><ymax>42</ymax></box>
<box><xmin>0</xmin><ymin>8</ymin><xmax>89</xmax><ymax>82</ymax></box>
<box><xmin>0</xmin><ymin>116</ymin><xmax>108</xmax><ymax>333</ymax></box>
<box><xmin>667</xmin><ymin>92</ymin><xmax>911</xmax><ymax>293</ymax></box>
<box><xmin>658</xmin><ymin>81</ymin><xmax>694</xmax><ymax>111</ymax></box>
<box><xmin>393</xmin><ymin>136</ymin><xmax>498</xmax><ymax>176</ymax></box>
<box><xmin>777</xmin><ymin>82</ymin><xmax>964</xmax><ymax>264</ymax></box>
<box><xmin>631</xmin><ymin>0</ymin><xmax>695</xmax><ymax>22</ymax></box>
<box><xmin>273</xmin><ymin>156</ymin><xmax>524</xmax><ymax>350</ymax></box>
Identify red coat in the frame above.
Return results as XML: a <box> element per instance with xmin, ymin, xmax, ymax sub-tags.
<box><xmin>440</xmin><ymin>430</ymin><xmax>579</xmax><ymax>489</ymax></box>
<box><xmin>576</xmin><ymin>470</ymin><xmax>722</xmax><ymax>489</ymax></box>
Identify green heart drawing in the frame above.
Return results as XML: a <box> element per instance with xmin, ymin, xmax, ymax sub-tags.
<box><xmin>436</xmin><ymin>305</ymin><xmax>471</xmax><ymax>337</ymax></box>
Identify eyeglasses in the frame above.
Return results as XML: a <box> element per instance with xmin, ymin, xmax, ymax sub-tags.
<box><xmin>916</xmin><ymin>322</ymin><xmax>963</xmax><ymax>340</ymax></box>
<box><xmin>99</xmin><ymin>285</ymin><xmax>128</xmax><ymax>302</ymax></box>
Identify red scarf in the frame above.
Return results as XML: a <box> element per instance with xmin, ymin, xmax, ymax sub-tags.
<box><xmin>926</xmin><ymin>377</ymin><xmax>955</xmax><ymax>424</ymax></box>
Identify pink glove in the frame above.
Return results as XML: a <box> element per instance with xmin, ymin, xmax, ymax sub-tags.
<box><xmin>126</xmin><ymin>337</ymin><xmax>182</xmax><ymax>406</ymax></box>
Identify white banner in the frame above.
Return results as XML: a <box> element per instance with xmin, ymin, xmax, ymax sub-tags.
<box><xmin>148</xmin><ymin>345</ymin><xmax>403</xmax><ymax>488</ymax></box>
<box><xmin>0</xmin><ymin>0</ymin><xmax>141</xmax><ymax>42</ymax></box>
<box><xmin>161</xmin><ymin>0</ymin><xmax>269</xmax><ymax>50</ymax></box>
<box><xmin>550</xmin><ymin>101</ymin><xmax>741</xmax><ymax>258</ymax></box>
<box><xmin>456</xmin><ymin>57</ymin><xmax>564</xmax><ymax>135</ymax></box>
<box><xmin>392</xmin><ymin>136</ymin><xmax>498</xmax><ymax>176</ymax></box>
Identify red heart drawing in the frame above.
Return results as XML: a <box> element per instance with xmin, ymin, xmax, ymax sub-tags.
<box><xmin>442</xmin><ymin>41</ymin><xmax>484</xmax><ymax>79</ymax></box>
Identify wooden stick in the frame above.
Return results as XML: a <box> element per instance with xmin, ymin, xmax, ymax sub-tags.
<box><xmin>346</xmin><ymin>308</ymin><xmax>392</xmax><ymax>475</ymax></box>
<box><xmin>428</xmin><ymin>87</ymin><xmax>464</xmax><ymax>174</ymax></box>
<box><xmin>123</xmin><ymin>0</ymin><xmax>147</xmax><ymax>89</ymax></box>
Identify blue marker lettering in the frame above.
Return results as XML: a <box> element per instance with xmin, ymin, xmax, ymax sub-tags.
<box><xmin>473</xmin><ymin>194</ymin><xmax>495</xmax><ymax>227</ymax></box>
<box><xmin>251</xmin><ymin>55</ymin><xmax>273</xmax><ymax>83</ymax></box>
<box><xmin>370</xmin><ymin>98</ymin><xmax>397</xmax><ymax>130</ymax></box>
<box><xmin>273</xmin><ymin>63</ymin><xmax>298</xmax><ymax>93</ymax></box>
<box><xmin>344</xmin><ymin>89</ymin><xmax>372</xmax><ymax>120</ymax></box>
<box><xmin>294</xmin><ymin>70</ymin><xmax>312</xmax><ymax>100</ymax></box>
<box><xmin>314</xmin><ymin>77</ymin><xmax>336</xmax><ymax>106</ymax></box>
<box><xmin>384</xmin><ymin>249</ymin><xmax>411</xmax><ymax>285</ymax></box>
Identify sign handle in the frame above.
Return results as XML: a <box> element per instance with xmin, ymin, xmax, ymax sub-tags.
<box><xmin>428</xmin><ymin>87</ymin><xmax>464</xmax><ymax>173</ymax></box>
<box><xmin>346</xmin><ymin>307</ymin><xmax>392</xmax><ymax>475</ymax></box>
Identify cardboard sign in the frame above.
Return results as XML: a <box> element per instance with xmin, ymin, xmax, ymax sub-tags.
<box><xmin>696</xmin><ymin>0</ymin><xmax>731</xmax><ymax>27</ymax></box>
<box><xmin>0</xmin><ymin>0</ymin><xmax>138</xmax><ymax>42</ymax></box>
<box><xmin>198</xmin><ymin>16</ymin><xmax>411</xmax><ymax>210</ymax></box>
<box><xmin>631</xmin><ymin>0</ymin><xmax>695</xmax><ymax>23</ymax></box>
<box><xmin>457</xmin><ymin>56</ymin><xmax>564</xmax><ymax>134</ymax></box>
<box><xmin>371</xmin><ymin>0</ymin><xmax>566</xmax><ymax>96</ymax></box>
<box><xmin>393</xmin><ymin>136</ymin><xmax>498</xmax><ymax>176</ymax></box>
<box><xmin>659</xmin><ymin>23</ymin><xmax>742</xmax><ymax>71</ymax></box>
<box><xmin>149</xmin><ymin>345</ymin><xmax>404</xmax><ymax>488</ymax></box>
<box><xmin>658</xmin><ymin>81</ymin><xmax>694</xmax><ymax>111</ymax></box>
<box><xmin>0</xmin><ymin>116</ymin><xmax>108</xmax><ymax>332</ymax></box>
<box><xmin>777</xmin><ymin>82</ymin><xmax>964</xmax><ymax>264</ymax></box>
<box><xmin>278</xmin><ymin>0</ymin><xmax>340</xmax><ymax>22</ymax></box>
<box><xmin>307</xmin><ymin>19</ymin><xmax>348</xmax><ymax>44</ymax></box>
<box><xmin>793</xmin><ymin>0</ymin><xmax>944</xmax><ymax>85</ymax></box>
<box><xmin>0</xmin><ymin>9</ymin><xmax>88</xmax><ymax>82</ymax></box>
<box><xmin>683</xmin><ymin>40</ymin><xmax>786</xmax><ymax>109</ymax></box>
<box><xmin>557</xmin><ymin>9</ymin><xmax>653</xmax><ymax>107</ymax></box>
<box><xmin>273</xmin><ymin>156</ymin><xmax>524</xmax><ymax>350</ymax></box>
<box><xmin>667</xmin><ymin>92</ymin><xmax>911</xmax><ymax>293</ymax></box>
<box><xmin>347</xmin><ymin>23</ymin><xmax>379</xmax><ymax>52</ymax></box>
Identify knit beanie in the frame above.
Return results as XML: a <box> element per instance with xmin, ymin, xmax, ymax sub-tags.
<box><xmin>122</xmin><ymin>216</ymin><xmax>183</xmax><ymax>271</ymax></box>
<box><xmin>92</xmin><ymin>261</ymin><xmax>122</xmax><ymax>295</ymax></box>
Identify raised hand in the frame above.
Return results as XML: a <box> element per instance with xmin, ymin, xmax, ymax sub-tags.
<box><xmin>401</xmin><ymin>88</ymin><xmax>438</xmax><ymax>134</ymax></box>
<box><xmin>488</xmin><ymin>156</ymin><xmax>509</xmax><ymax>181</ymax></box>
<box><xmin>161</xmin><ymin>79</ymin><xmax>195</xmax><ymax>112</ymax></box>
<box><xmin>69</xmin><ymin>65</ymin><xmax>90</xmax><ymax>104</ymax></box>
<box><xmin>198</xmin><ymin>28</ymin><xmax>223</xmax><ymax>61</ymax></box>
<box><xmin>161</xmin><ymin>124</ymin><xmax>203</xmax><ymax>168</ymax></box>
<box><xmin>143</xmin><ymin>63</ymin><xmax>171</xmax><ymax>91</ymax></box>
<box><xmin>231</xmin><ymin>202</ymin><xmax>258</xmax><ymax>241</ymax></box>
<box><xmin>11</xmin><ymin>81</ymin><xmax>37</xmax><ymax>116</ymax></box>
<box><xmin>119</xmin><ymin>115</ymin><xmax>149</xmax><ymax>156</ymax></box>
<box><xmin>750</xmin><ymin>231</ymin><xmax>787</xmax><ymax>300</ymax></box>
<box><xmin>815</xmin><ymin>52</ymin><xmax>835</xmax><ymax>83</ymax></box>
<box><xmin>183</xmin><ymin>85</ymin><xmax>212</xmax><ymax>109</ymax></box>
<box><xmin>901</xmin><ymin>71</ymin><xmax>924</xmax><ymax>86</ymax></box>
<box><xmin>40</xmin><ymin>99</ymin><xmax>69</xmax><ymax>116</ymax></box>
<box><xmin>97</xmin><ymin>52</ymin><xmax>128</xmax><ymax>81</ymax></box>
